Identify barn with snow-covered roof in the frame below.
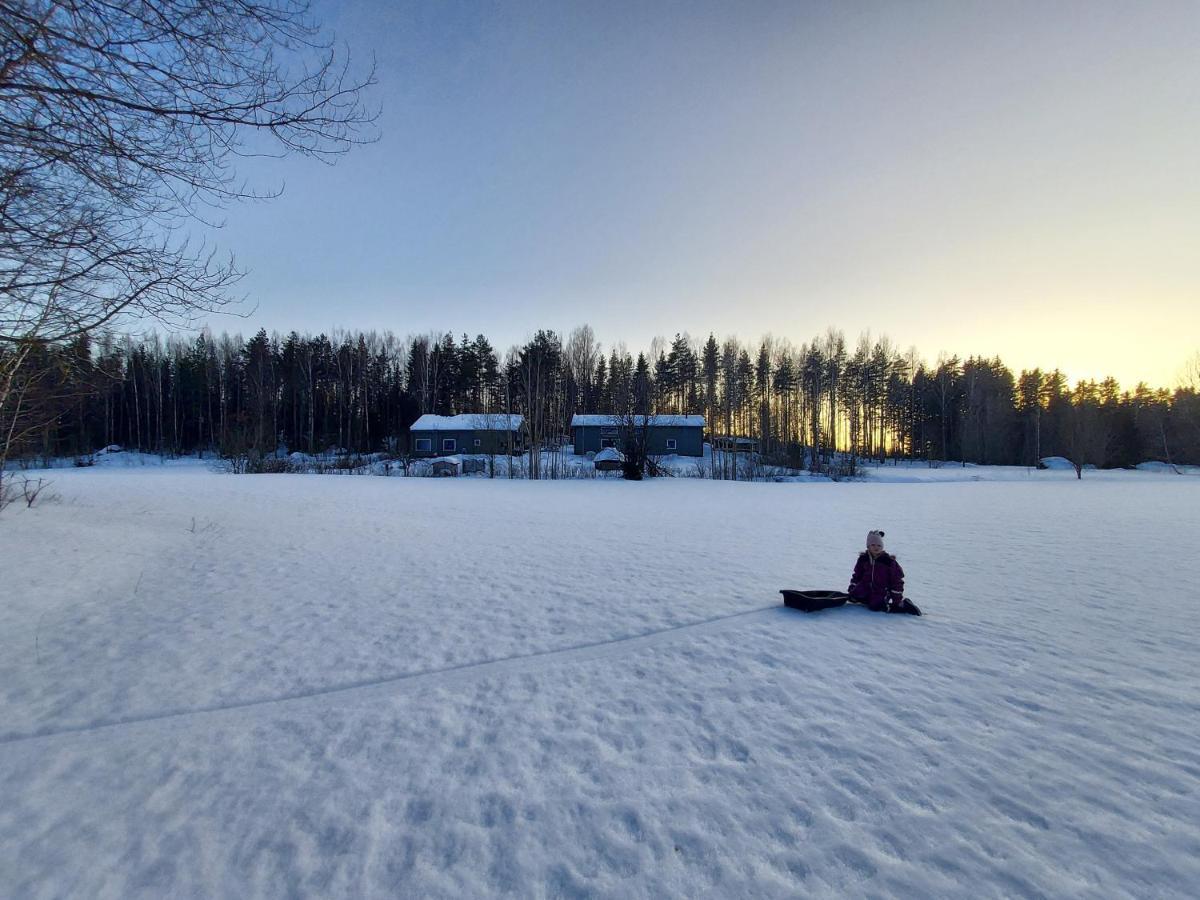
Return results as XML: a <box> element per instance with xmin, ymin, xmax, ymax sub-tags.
<box><xmin>409</xmin><ymin>414</ymin><xmax>526</xmax><ymax>458</ymax></box>
<box><xmin>570</xmin><ymin>414</ymin><xmax>705</xmax><ymax>457</ymax></box>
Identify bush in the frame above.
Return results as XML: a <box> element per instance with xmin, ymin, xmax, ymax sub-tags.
<box><xmin>0</xmin><ymin>475</ymin><xmax>59</xmax><ymax>511</ymax></box>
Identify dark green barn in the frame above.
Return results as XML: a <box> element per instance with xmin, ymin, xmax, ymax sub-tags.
<box><xmin>570</xmin><ymin>415</ymin><xmax>705</xmax><ymax>457</ymax></box>
<box><xmin>409</xmin><ymin>414</ymin><xmax>526</xmax><ymax>458</ymax></box>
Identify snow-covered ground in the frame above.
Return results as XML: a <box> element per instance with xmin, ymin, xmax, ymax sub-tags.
<box><xmin>1</xmin><ymin>462</ymin><xmax>1198</xmax><ymax>898</ymax></box>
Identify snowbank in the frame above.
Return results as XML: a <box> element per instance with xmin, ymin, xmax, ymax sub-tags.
<box><xmin>1039</xmin><ymin>456</ymin><xmax>1075</xmax><ymax>470</ymax></box>
<box><xmin>1133</xmin><ymin>461</ymin><xmax>1199</xmax><ymax>475</ymax></box>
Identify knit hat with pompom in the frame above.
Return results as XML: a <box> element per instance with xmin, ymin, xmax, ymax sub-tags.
<box><xmin>866</xmin><ymin>530</ymin><xmax>885</xmax><ymax>549</ymax></box>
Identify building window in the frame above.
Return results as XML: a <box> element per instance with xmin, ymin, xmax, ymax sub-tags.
<box><xmin>601</xmin><ymin>438</ymin><xmax>616</xmax><ymax>449</ymax></box>
<box><xmin>414</xmin><ymin>438</ymin><xmax>432</xmax><ymax>452</ymax></box>
<box><xmin>474</xmin><ymin>438</ymin><xmax>481</xmax><ymax>447</ymax></box>
<box><xmin>666</xmin><ymin>438</ymin><xmax>677</xmax><ymax>451</ymax></box>
<box><xmin>442</xmin><ymin>438</ymin><xmax>456</xmax><ymax>452</ymax></box>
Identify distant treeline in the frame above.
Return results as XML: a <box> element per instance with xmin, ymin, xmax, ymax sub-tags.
<box><xmin>5</xmin><ymin>326</ymin><xmax>1199</xmax><ymax>470</ymax></box>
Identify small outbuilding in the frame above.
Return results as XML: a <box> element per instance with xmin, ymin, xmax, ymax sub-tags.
<box><xmin>570</xmin><ymin>414</ymin><xmax>705</xmax><ymax>457</ymax></box>
<box><xmin>711</xmin><ymin>435</ymin><xmax>759</xmax><ymax>453</ymax></box>
<box><xmin>410</xmin><ymin>414</ymin><xmax>526</xmax><ymax>458</ymax></box>
<box><xmin>593</xmin><ymin>446</ymin><xmax>626</xmax><ymax>472</ymax></box>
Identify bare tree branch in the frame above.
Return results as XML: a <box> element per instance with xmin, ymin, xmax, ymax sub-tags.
<box><xmin>1</xmin><ymin>0</ymin><xmax>376</xmax><ymax>468</ymax></box>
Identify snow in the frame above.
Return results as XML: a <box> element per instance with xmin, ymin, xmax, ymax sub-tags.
<box><xmin>411</xmin><ymin>414</ymin><xmax>524</xmax><ymax>431</ymax></box>
<box><xmin>1040</xmin><ymin>456</ymin><xmax>1075</xmax><ymax>470</ymax></box>
<box><xmin>1137</xmin><ymin>461</ymin><xmax>1174</xmax><ymax>472</ymax></box>
<box><xmin>1</xmin><ymin>463</ymin><xmax>1198</xmax><ymax>898</ymax></box>
<box><xmin>859</xmin><ymin>460</ymin><xmax>1200</xmax><ymax>483</ymax></box>
<box><xmin>593</xmin><ymin>447</ymin><xmax>625</xmax><ymax>463</ymax></box>
<box><xmin>570</xmin><ymin>415</ymin><xmax>705</xmax><ymax>427</ymax></box>
<box><xmin>1134</xmin><ymin>461</ymin><xmax>1200</xmax><ymax>475</ymax></box>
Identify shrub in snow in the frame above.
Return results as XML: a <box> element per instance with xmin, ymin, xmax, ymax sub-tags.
<box><xmin>0</xmin><ymin>475</ymin><xmax>58</xmax><ymax>510</ymax></box>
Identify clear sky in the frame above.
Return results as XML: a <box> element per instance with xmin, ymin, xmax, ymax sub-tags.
<box><xmin>206</xmin><ymin>0</ymin><xmax>1200</xmax><ymax>389</ymax></box>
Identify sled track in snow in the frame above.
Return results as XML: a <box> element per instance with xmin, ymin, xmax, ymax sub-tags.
<box><xmin>1</xmin><ymin>604</ymin><xmax>787</xmax><ymax>747</ymax></box>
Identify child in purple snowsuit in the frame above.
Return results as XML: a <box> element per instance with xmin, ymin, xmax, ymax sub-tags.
<box><xmin>849</xmin><ymin>530</ymin><xmax>906</xmax><ymax>612</ymax></box>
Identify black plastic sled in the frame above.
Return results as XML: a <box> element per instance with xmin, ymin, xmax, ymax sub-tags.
<box><xmin>781</xmin><ymin>590</ymin><xmax>922</xmax><ymax>616</ymax></box>
<box><xmin>780</xmin><ymin>590</ymin><xmax>849</xmax><ymax>613</ymax></box>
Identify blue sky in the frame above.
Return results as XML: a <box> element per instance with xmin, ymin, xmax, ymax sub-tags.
<box><xmin>207</xmin><ymin>1</ymin><xmax>1199</xmax><ymax>387</ymax></box>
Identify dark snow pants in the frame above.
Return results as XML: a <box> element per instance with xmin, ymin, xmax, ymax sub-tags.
<box><xmin>849</xmin><ymin>584</ymin><xmax>888</xmax><ymax>612</ymax></box>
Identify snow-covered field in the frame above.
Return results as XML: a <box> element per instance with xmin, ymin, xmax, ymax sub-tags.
<box><xmin>2</xmin><ymin>462</ymin><xmax>1198</xmax><ymax>898</ymax></box>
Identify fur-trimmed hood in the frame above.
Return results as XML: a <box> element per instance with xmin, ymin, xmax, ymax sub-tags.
<box><xmin>858</xmin><ymin>550</ymin><xmax>897</xmax><ymax>564</ymax></box>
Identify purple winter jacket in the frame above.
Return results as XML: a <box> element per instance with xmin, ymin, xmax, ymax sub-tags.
<box><xmin>848</xmin><ymin>551</ymin><xmax>905</xmax><ymax>611</ymax></box>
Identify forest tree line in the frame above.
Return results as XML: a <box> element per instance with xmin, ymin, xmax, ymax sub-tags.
<box><xmin>3</xmin><ymin>325</ymin><xmax>1198</xmax><ymax>473</ymax></box>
